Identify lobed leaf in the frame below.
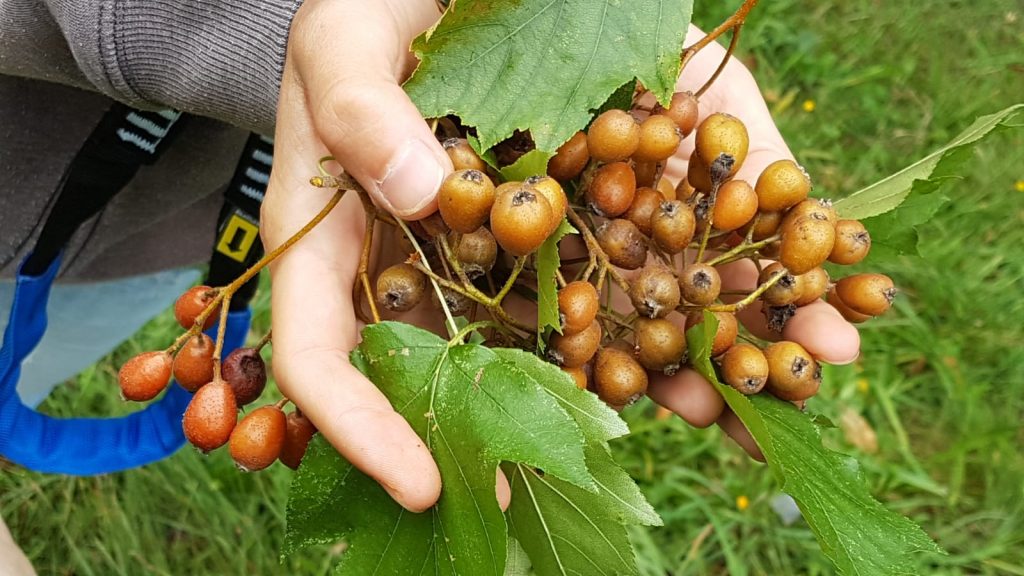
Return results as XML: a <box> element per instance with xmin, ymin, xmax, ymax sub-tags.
<box><xmin>505</xmin><ymin>443</ymin><xmax>660</xmax><ymax>576</ymax></box>
<box><xmin>286</xmin><ymin>322</ymin><xmax>599</xmax><ymax>575</ymax></box>
<box><xmin>686</xmin><ymin>312</ymin><xmax>944</xmax><ymax>575</ymax></box>
<box><xmin>405</xmin><ymin>0</ymin><xmax>693</xmax><ymax>153</ymax></box>
<box><xmin>834</xmin><ymin>104</ymin><xmax>1024</xmax><ymax>221</ymax></box>
<box><xmin>533</xmin><ymin>219</ymin><xmax>578</xmax><ymax>349</ymax></box>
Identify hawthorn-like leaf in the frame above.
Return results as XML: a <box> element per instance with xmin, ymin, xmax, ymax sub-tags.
<box><xmin>534</xmin><ymin>219</ymin><xmax>578</xmax><ymax>349</ymax></box>
<box><xmin>405</xmin><ymin>0</ymin><xmax>693</xmax><ymax>153</ymax></box>
<box><xmin>504</xmin><ymin>536</ymin><xmax>534</xmax><ymax>576</ymax></box>
<box><xmin>492</xmin><ymin>347</ymin><xmax>627</xmax><ymax>444</ymax></box>
<box><xmin>685</xmin><ymin>313</ymin><xmax>943</xmax><ymax>575</ymax></box>
<box><xmin>506</xmin><ymin>443</ymin><xmax>661</xmax><ymax>576</ymax></box>
<box><xmin>499</xmin><ymin>149</ymin><xmax>554</xmax><ymax>182</ymax></box>
<box><xmin>496</xmin><ymin>348</ymin><xmax>660</xmax><ymax>575</ymax></box>
<box><xmin>285</xmin><ymin>322</ymin><xmax>600</xmax><ymax>575</ymax></box>
<box><xmin>593</xmin><ymin>81</ymin><xmax>638</xmax><ymax>119</ymax></box>
<box><xmin>834</xmin><ymin>104</ymin><xmax>1024</xmax><ymax>220</ymax></box>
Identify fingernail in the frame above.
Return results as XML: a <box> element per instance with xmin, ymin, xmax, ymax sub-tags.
<box><xmin>376</xmin><ymin>139</ymin><xmax>446</xmax><ymax>217</ymax></box>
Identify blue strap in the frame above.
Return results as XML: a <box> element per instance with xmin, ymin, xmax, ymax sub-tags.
<box><xmin>0</xmin><ymin>255</ymin><xmax>251</xmax><ymax>475</ymax></box>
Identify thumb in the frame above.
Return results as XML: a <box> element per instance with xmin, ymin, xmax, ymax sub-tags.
<box><xmin>290</xmin><ymin>0</ymin><xmax>451</xmax><ymax>219</ymax></box>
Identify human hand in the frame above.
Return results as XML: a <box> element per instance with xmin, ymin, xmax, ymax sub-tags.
<box><xmin>0</xmin><ymin>515</ymin><xmax>35</xmax><ymax>576</ymax></box>
<box><xmin>262</xmin><ymin>0</ymin><xmax>458</xmax><ymax>513</ymax></box>
<box><xmin>640</xmin><ymin>24</ymin><xmax>861</xmax><ymax>459</ymax></box>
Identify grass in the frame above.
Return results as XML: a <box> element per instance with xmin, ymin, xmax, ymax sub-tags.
<box><xmin>4</xmin><ymin>1</ymin><xmax>1024</xmax><ymax>574</ymax></box>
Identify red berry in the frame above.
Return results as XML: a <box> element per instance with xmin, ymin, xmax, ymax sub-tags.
<box><xmin>280</xmin><ymin>409</ymin><xmax>318</xmax><ymax>470</ymax></box>
<box><xmin>221</xmin><ymin>347</ymin><xmax>268</xmax><ymax>406</ymax></box>
<box><xmin>183</xmin><ymin>380</ymin><xmax>237</xmax><ymax>453</ymax></box>
<box><xmin>172</xmin><ymin>334</ymin><xmax>215</xmax><ymax>392</ymax></box>
<box><xmin>174</xmin><ymin>286</ymin><xmax>220</xmax><ymax>331</ymax></box>
<box><xmin>229</xmin><ymin>404</ymin><xmax>287</xmax><ymax>472</ymax></box>
<box><xmin>119</xmin><ymin>351</ymin><xmax>172</xmax><ymax>401</ymax></box>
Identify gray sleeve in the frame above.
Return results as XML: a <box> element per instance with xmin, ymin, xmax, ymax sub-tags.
<box><xmin>38</xmin><ymin>0</ymin><xmax>302</xmax><ymax>134</ymax></box>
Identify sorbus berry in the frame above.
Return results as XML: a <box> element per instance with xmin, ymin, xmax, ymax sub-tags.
<box><xmin>755</xmin><ymin>160</ymin><xmax>811</xmax><ymax>212</ymax></box>
<box><xmin>280</xmin><ymin>409</ymin><xmax>318</xmax><ymax>470</ymax></box>
<box><xmin>172</xmin><ymin>334</ymin><xmax>215</xmax><ymax>393</ymax></box>
<box><xmin>695</xmin><ymin>113</ymin><xmax>748</xmax><ymax>179</ymax></box>
<box><xmin>586</xmin><ymin>162</ymin><xmax>636</xmax><ymax>217</ymax></box>
<box><xmin>547</xmin><ymin>131</ymin><xmax>589</xmax><ymax>181</ymax></box>
<box><xmin>759</xmin><ymin>263</ymin><xmax>801</xmax><ymax>307</ymax></box>
<box><xmin>174</xmin><ymin>286</ymin><xmax>219</xmax><ymax>331</ymax></box>
<box><xmin>229</xmin><ymin>404</ymin><xmax>286</xmax><ymax>472</ymax></box>
<box><xmin>451</xmin><ymin>228</ymin><xmax>497</xmax><ymax>279</ymax></box>
<box><xmin>764</xmin><ymin>341</ymin><xmax>820</xmax><ymax>401</ymax></box>
<box><xmin>119</xmin><ymin>351</ymin><xmax>172</xmax><ymax>401</ymax></box>
<box><xmin>633</xmin><ymin>114</ymin><xmax>682</xmax><ymax>162</ymax></box>
<box><xmin>595</xmin><ymin>219</ymin><xmax>647</xmax><ymax>270</ymax></box>
<box><xmin>835</xmin><ymin>273</ymin><xmax>895</xmax><ymax>316</ymax></box>
<box><xmin>558</xmin><ymin>281</ymin><xmax>600</xmax><ymax>336</ymax></box>
<box><xmin>221</xmin><ymin>347</ymin><xmax>267</xmax><ymax>407</ymax></box>
<box><xmin>679</xmin><ymin>263</ymin><xmax>721</xmax><ymax>306</ymax></box>
<box><xmin>183</xmin><ymin>379</ymin><xmax>237</xmax><ymax>453</ymax></box>
<box><xmin>779</xmin><ymin>215</ymin><xmax>836</xmax><ymax>275</ymax></box>
<box><xmin>624</xmin><ymin>186</ymin><xmax>664</xmax><ymax>236</ymax></box>
<box><xmin>651</xmin><ymin>200</ymin><xmax>696</xmax><ymax>254</ymax></box>
<box><xmin>548</xmin><ymin>319</ymin><xmax>602</xmax><ymax>368</ymax></box>
<box><xmin>719</xmin><ymin>343</ymin><xmax>769</xmax><ymax>395</ymax></box>
<box><xmin>829</xmin><ymin>220</ymin><xmax>871</xmax><ymax>265</ymax></box>
<box><xmin>685</xmin><ymin>311</ymin><xmax>738</xmax><ymax>357</ymax></box>
<box><xmin>526</xmin><ymin>175</ymin><xmax>568</xmax><ymax>231</ymax></box>
<box><xmin>633</xmin><ymin>317</ymin><xmax>686</xmax><ymax>375</ymax></box>
<box><xmin>376</xmin><ymin>263</ymin><xmax>428</xmax><ymax>313</ymax></box>
<box><xmin>490</xmin><ymin>184</ymin><xmax>554</xmax><ymax>256</ymax></box>
<box><xmin>629</xmin><ymin>265</ymin><xmax>681</xmax><ymax>318</ymax></box>
<box><xmin>794</xmin><ymin>267</ymin><xmax>830</xmax><ymax>307</ymax></box>
<box><xmin>442</xmin><ymin>138</ymin><xmax>487</xmax><ymax>172</ymax></box>
<box><xmin>712</xmin><ymin>180</ymin><xmax>758</xmax><ymax>231</ymax></box>
<box><xmin>437</xmin><ymin>169</ymin><xmax>495</xmax><ymax>233</ymax></box>
<box><xmin>593</xmin><ymin>347</ymin><xmax>648</xmax><ymax>407</ymax></box>
<box><xmin>652</xmin><ymin>91</ymin><xmax>699</xmax><ymax>135</ymax></box>
<box><xmin>587</xmin><ymin>109</ymin><xmax>640</xmax><ymax>163</ymax></box>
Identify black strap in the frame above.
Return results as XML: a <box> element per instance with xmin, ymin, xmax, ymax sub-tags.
<box><xmin>23</xmin><ymin>103</ymin><xmax>272</xmax><ymax>308</ymax></box>
<box><xmin>23</xmin><ymin>105</ymin><xmax>185</xmax><ymax>275</ymax></box>
<box><xmin>206</xmin><ymin>134</ymin><xmax>273</xmax><ymax>310</ymax></box>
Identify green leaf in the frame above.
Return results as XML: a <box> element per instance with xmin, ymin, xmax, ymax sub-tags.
<box><xmin>492</xmin><ymin>347</ymin><xmax>627</xmax><ymax>444</ymax></box>
<box><xmin>686</xmin><ymin>312</ymin><xmax>944</xmax><ymax>575</ymax></box>
<box><xmin>506</xmin><ymin>443</ymin><xmax>660</xmax><ymax>576</ymax></box>
<box><xmin>534</xmin><ymin>219</ymin><xmax>578</xmax><ymax>349</ymax></box>
<box><xmin>499</xmin><ymin>149</ymin><xmax>554</xmax><ymax>182</ymax></box>
<box><xmin>286</xmin><ymin>322</ymin><xmax>598</xmax><ymax>575</ymax></box>
<box><xmin>592</xmin><ymin>80</ymin><xmax>638</xmax><ymax>118</ymax></box>
<box><xmin>504</xmin><ymin>536</ymin><xmax>534</xmax><ymax>576</ymax></box>
<box><xmin>406</xmin><ymin>0</ymin><xmax>693</xmax><ymax>153</ymax></box>
<box><xmin>856</xmin><ymin>188</ymin><xmax>950</xmax><ymax>259</ymax></box>
<box><xmin>495</xmin><ymin>348</ymin><xmax>660</xmax><ymax>574</ymax></box>
<box><xmin>834</xmin><ymin>104</ymin><xmax>1024</xmax><ymax>220</ymax></box>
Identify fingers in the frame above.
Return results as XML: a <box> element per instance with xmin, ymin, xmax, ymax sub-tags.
<box><xmin>717</xmin><ymin>408</ymin><xmax>765</xmax><ymax>462</ymax></box>
<box><xmin>647</xmin><ymin>368</ymin><xmax>724</xmax><ymax>428</ymax></box>
<box><xmin>496</xmin><ymin>468</ymin><xmax>512</xmax><ymax>512</ymax></box>
<box><xmin>288</xmin><ymin>0</ymin><xmax>451</xmax><ymax>219</ymax></box>
<box><xmin>263</xmin><ymin>63</ymin><xmax>442</xmax><ymax>513</ymax></box>
<box><xmin>664</xmin><ymin>24</ymin><xmax>792</xmax><ymax>190</ymax></box>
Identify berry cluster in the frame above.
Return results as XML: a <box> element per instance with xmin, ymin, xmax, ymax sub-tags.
<box><xmin>118</xmin><ymin>286</ymin><xmax>316</xmax><ymax>470</ymax></box>
<box><xmin>375</xmin><ymin>95</ymin><xmax>893</xmax><ymax>409</ymax></box>
<box><xmin>114</xmin><ymin>91</ymin><xmax>894</xmax><ymax>471</ymax></box>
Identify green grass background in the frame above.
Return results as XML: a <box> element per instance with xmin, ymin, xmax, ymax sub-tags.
<box><xmin>3</xmin><ymin>1</ymin><xmax>1023</xmax><ymax>574</ymax></box>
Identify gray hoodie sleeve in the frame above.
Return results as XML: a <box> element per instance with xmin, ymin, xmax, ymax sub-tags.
<box><xmin>2</xmin><ymin>0</ymin><xmax>302</xmax><ymax>134</ymax></box>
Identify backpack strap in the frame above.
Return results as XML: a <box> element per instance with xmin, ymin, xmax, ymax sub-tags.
<box><xmin>0</xmin><ymin>104</ymin><xmax>271</xmax><ymax>474</ymax></box>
